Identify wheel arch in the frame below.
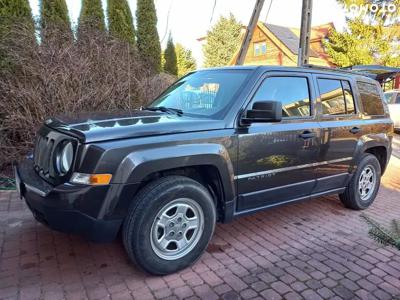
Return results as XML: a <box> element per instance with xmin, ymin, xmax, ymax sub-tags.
<box><xmin>365</xmin><ymin>146</ymin><xmax>388</xmax><ymax>174</ymax></box>
<box><xmin>109</xmin><ymin>144</ymin><xmax>236</xmax><ymax>222</ymax></box>
<box><xmin>137</xmin><ymin>165</ymin><xmax>226</xmax><ymax>222</ymax></box>
<box><xmin>354</xmin><ymin>133</ymin><xmax>391</xmax><ymax>175</ymax></box>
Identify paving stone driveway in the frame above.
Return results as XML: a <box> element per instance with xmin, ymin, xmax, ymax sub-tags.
<box><xmin>1</xmin><ymin>157</ymin><xmax>400</xmax><ymax>300</ymax></box>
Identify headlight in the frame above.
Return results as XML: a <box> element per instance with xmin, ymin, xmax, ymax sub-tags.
<box><xmin>70</xmin><ymin>173</ymin><xmax>112</xmax><ymax>185</ymax></box>
<box><xmin>57</xmin><ymin>141</ymin><xmax>74</xmax><ymax>174</ymax></box>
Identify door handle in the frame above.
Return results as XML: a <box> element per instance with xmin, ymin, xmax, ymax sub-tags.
<box><xmin>299</xmin><ymin>130</ymin><xmax>316</xmax><ymax>139</ymax></box>
<box><xmin>349</xmin><ymin>127</ymin><xmax>361</xmax><ymax>134</ymax></box>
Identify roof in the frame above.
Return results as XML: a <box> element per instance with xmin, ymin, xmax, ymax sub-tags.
<box><xmin>263</xmin><ymin>23</ymin><xmax>319</xmax><ymax>57</ymax></box>
<box><xmin>310</xmin><ymin>22</ymin><xmax>335</xmax><ymax>40</ymax></box>
<box><xmin>197</xmin><ymin>65</ymin><xmax>378</xmax><ymax>83</ymax></box>
<box><xmin>199</xmin><ymin>65</ymin><xmax>353</xmax><ymax>75</ymax></box>
<box><xmin>289</xmin><ymin>22</ymin><xmax>335</xmax><ymax>41</ymax></box>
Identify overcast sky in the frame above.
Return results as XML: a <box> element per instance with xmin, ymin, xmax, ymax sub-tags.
<box><xmin>29</xmin><ymin>0</ymin><xmax>347</xmax><ymax>66</ymax></box>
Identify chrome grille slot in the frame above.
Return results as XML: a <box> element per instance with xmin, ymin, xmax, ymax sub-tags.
<box><xmin>32</xmin><ymin>127</ymin><xmax>76</xmax><ymax>184</ymax></box>
<box><xmin>33</xmin><ymin>135</ymin><xmax>56</xmax><ymax>178</ymax></box>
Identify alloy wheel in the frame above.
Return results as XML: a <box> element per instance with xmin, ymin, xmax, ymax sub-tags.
<box><xmin>358</xmin><ymin>165</ymin><xmax>376</xmax><ymax>201</ymax></box>
<box><xmin>150</xmin><ymin>198</ymin><xmax>204</xmax><ymax>260</ymax></box>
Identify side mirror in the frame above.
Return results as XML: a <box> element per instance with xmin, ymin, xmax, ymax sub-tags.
<box><xmin>242</xmin><ymin>100</ymin><xmax>282</xmax><ymax>124</ymax></box>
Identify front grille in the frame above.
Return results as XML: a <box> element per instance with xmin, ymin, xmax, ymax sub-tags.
<box><xmin>33</xmin><ymin>127</ymin><xmax>76</xmax><ymax>183</ymax></box>
<box><xmin>33</xmin><ymin>135</ymin><xmax>55</xmax><ymax>177</ymax></box>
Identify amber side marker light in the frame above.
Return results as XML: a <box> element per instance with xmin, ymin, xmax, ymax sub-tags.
<box><xmin>70</xmin><ymin>173</ymin><xmax>112</xmax><ymax>185</ymax></box>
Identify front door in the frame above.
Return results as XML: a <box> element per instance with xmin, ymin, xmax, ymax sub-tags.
<box><xmin>236</xmin><ymin>73</ymin><xmax>321</xmax><ymax>213</ymax></box>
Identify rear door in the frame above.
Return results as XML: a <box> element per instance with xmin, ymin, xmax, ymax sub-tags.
<box><xmin>312</xmin><ymin>75</ymin><xmax>360</xmax><ymax>193</ymax></box>
<box><xmin>236</xmin><ymin>72</ymin><xmax>321</xmax><ymax>212</ymax></box>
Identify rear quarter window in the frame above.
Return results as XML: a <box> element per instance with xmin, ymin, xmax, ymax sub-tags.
<box><xmin>357</xmin><ymin>82</ymin><xmax>385</xmax><ymax>116</ymax></box>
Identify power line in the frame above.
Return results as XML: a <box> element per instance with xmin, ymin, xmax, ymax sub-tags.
<box><xmin>210</xmin><ymin>0</ymin><xmax>217</xmax><ymax>24</ymax></box>
<box><xmin>161</xmin><ymin>0</ymin><xmax>173</xmax><ymax>43</ymax></box>
<box><xmin>264</xmin><ymin>0</ymin><xmax>273</xmax><ymax>23</ymax></box>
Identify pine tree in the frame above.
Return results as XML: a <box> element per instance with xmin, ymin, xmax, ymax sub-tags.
<box><xmin>0</xmin><ymin>0</ymin><xmax>35</xmax><ymax>68</ymax></box>
<box><xmin>0</xmin><ymin>0</ymin><xmax>33</xmax><ymax>24</ymax></box>
<box><xmin>107</xmin><ymin>0</ymin><xmax>135</xmax><ymax>45</ymax></box>
<box><xmin>78</xmin><ymin>0</ymin><xmax>105</xmax><ymax>35</ymax></box>
<box><xmin>203</xmin><ymin>14</ymin><xmax>242</xmax><ymax>67</ymax></box>
<box><xmin>136</xmin><ymin>0</ymin><xmax>161</xmax><ymax>72</ymax></box>
<box><xmin>163</xmin><ymin>35</ymin><xmax>177</xmax><ymax>76</ymax></box>
<box><xmin>0</xmin><ymin>0</ymin><xmax>34</xmax><ymax>34</ymax></box>
<box><xmin>175</xmin><ymin>43</ymin><xmax>197</xmax><ymax>78</ymax></box>
<box><xmin>40</xmin><ymin>0</ymin><xmax>72</xmax><ymax>40</ymax></box>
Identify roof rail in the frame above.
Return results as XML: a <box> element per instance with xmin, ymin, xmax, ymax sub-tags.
<box><xmin>303</xmin><ymin>64</ymin><xmax>400</xmax><ymax>83</ymax></box>
<box><xmin>302</xmin><ymin>64</ymin><xmax>356</xmax><ymax>75</ymax></box>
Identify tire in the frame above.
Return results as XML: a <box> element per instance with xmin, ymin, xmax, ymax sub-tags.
<box><xmin>122</xmin><ymin>175</ymin><xmax>216</xmax><ymax>275</ymax></box>
<box><xmin>339</xmin><ymin>153</ymin><xmax>381</xmax><ymax>210</ymax></box>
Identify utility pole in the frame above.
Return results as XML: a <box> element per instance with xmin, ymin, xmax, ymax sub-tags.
<box><xmin>298</xmin><ymin>0</ymin><xmax>313</xmax><ymax>66</ymax></box>
<box><xmin>235</xmin><ymin>0</ymin><xmax>265</xmax><ymax>65</ymax></box>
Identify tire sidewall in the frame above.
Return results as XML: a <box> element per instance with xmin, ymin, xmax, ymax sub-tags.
<box><xmin>128</xmin><ymin>178</ymin><xmax>216</xmax><ymax>275</ymax></box>
<box><xmin>351</xmin><ymin>154</ymin><xmax>381</xmax><ymax>209</ymax></box>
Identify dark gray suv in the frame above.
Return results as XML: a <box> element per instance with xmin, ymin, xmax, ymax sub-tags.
<box><xmin>16</xmin><ymin>66</ymin><xmax>394</xmax><ymax>274</ymax></box>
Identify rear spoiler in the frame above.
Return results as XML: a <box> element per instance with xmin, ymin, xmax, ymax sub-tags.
<box><xmin>342</xmin><ymin>65</ymin><xmax>400</xmax><ymax>83</ymax></box>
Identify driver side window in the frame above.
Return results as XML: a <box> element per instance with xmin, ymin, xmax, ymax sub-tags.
<box><xmin>252</xmin><ymin>76</ymin><xmax>311</xmax><ymax>118</ymax></box>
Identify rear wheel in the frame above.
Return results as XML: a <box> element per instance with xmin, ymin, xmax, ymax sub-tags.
<box><xmin>339</xmin><ymin>153</ymin><xmax>381</xmax><ymax>210</ymax></box>
<box><xmin>122</xmin><ymin>176</ymin><xmax>216</xmax><ymax>275</ymax></box>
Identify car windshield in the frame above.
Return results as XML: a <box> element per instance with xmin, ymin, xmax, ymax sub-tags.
<box><xmin>149</xmin><ymin>70</ymin><xmax>251</xmax><ymax>118</ymax></box>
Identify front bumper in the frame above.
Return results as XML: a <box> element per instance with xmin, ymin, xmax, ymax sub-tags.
<box><xmin>15</xmin><ymin>159</ymin><xmax>122</xmax><ymax>242</ymax></box>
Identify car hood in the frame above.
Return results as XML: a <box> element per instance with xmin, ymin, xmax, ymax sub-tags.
<box><xmin>44</xmin><ymin>110</ymin><xmax>225</xmax><ymax>143</ymax></box>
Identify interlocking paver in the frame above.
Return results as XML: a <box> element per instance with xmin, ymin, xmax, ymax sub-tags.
<box><xmin>260</xmin><ymin>288</ymin><xmax>282</xmax><ymax>300</ymax></box>
<box><xmin>2</xmin><ymin>155</ymin><xmax>400</xmax><ymax>299</ymax></box>
<box><xmin>270</xmin><ymin>281</ymin><xmax>292</xmax><ymax>294</ymax></box>
<box><xmin>239</xmin><ymin>288</ymin><xmax>258</xmax><ymax>299</ymax></box>
<box><xmin>213</xmin><ymin>283</ymin><xmax>231</xmax><ymax>295</ymax></box>
<box><xmin>301</xmin><ymin>289</ymin><xmax>323</xmax><ymax>300</ymax></box>
<box><xmin>373</xmin><ymin>288</ymin><xmax>392</xmax><ymax>300</ymax></box>
<box><xmin>285</xmin><ymin>291</ymin><xmax>303</xmax><ymax>300</ymax></box>
<box><xmin>332</xmin><ymin>285</ymin><xmax>355</xmax><ymax>300</ymax></box>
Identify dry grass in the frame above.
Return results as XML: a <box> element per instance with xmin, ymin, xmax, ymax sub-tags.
<box><xmin>0</xmin><ymin>24</ymin><xmax>175</xmax><ymax>173</ymax></box>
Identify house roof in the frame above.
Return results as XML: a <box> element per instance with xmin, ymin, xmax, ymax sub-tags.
<box><xmin>309</xmin><ymin>22</ymin><xmax>335</xmax><ymax>40</ymax></box>
<box><xmin>263</xmin><ymin>23</ymin><xmax>319</xmax><ymax>57</ymax></box>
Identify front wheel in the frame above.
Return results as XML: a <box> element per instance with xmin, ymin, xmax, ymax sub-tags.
<box><xmin>122</xmin><ymin>176</ymin><xmax>216</xmax><ymax>275</ymax></box>
<box><xmin>339</xmin><ymin>153</ymin><xmax>381</xmax><ymax>210</ymax></box>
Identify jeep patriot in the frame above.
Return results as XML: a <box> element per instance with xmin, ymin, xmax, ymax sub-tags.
<box><xmin>16</xmin><ymin>66</ymin><xmax>394</xmax><ymax>274</ymax></box>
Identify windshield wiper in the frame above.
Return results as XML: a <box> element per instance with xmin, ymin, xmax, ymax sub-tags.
<box><xmin>142</xmin><ymin>106</ymin><xmax>183</xmax><ymax>115</ymax></box>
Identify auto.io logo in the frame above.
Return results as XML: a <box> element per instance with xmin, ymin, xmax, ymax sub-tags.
<box><xmin>347</xmin><ymin>2</ymin><xmax>398</xmax><ymax>21</ymax></box>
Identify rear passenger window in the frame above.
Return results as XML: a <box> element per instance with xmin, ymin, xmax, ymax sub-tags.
<box><xmin>357</xmin><ymin>82</ymin><xmax>385</xmax><ymax>115</ymax></box>
<box><xmin>341</xmin><ymin>81</ymin><xmax>355</xmax><ymax>114</ymax></box>
<box><xmin>318</xmin><ymin>79</ymin><xmax>346</xmax><ymax>115</ymax></box>
<box><xmin>253</xmin><ymin>76</ymin><xmax>311</xmax><ymax>117</ymax></box>
<box><xmin>396</xmin><ymin>94</ymin><xmax>400</xmax><ymax>104</ymax></box>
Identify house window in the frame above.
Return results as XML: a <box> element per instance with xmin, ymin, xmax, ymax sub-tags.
<box><xmin>254</xmin><ymin>42</ymin><xmax>267</xmax><ymax>56</ymax></box>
